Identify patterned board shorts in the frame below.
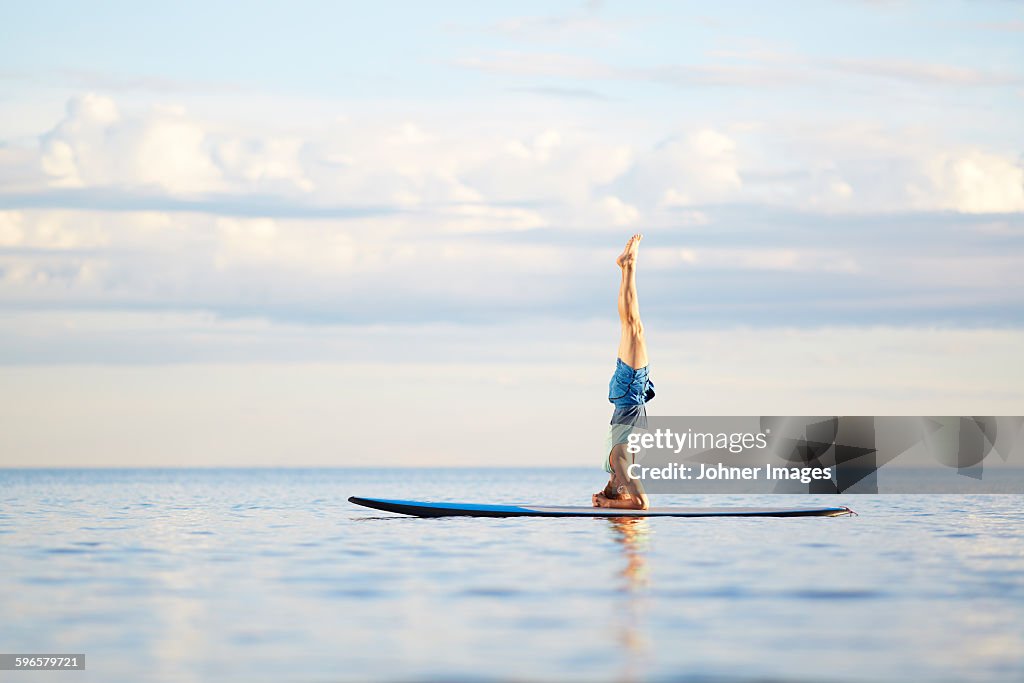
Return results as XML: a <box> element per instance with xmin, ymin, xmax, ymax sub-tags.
<box><xmin>605</xmin><ymin>358</ymin><xmax>655</xmax><ymax>473</ymax></box>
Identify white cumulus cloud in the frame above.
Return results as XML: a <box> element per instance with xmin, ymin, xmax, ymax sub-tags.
<box><xmin>917</xmin><ymin>150</ymin><xmax>1024</xmax><ymax>213</ymax></box>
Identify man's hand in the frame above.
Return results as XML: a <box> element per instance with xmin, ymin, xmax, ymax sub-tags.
<box><xmin>594</xmin><ymin>490</ymin><xmax>635</xmax><ymax>507</ymax></box>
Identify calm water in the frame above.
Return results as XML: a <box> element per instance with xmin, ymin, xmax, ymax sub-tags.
<box><xmin>1</xmin><ymin>468</ymin><xmax>1022</xmax><ymax>683</ymax></box>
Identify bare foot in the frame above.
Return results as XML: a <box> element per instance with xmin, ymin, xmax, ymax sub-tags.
<box><xmin>616</xmin><ymin>233</ymin><xmax>643</xmax><ymax>268</ymax></box>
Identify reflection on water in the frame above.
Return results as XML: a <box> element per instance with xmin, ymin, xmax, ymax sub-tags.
<box><xmin>608</xmin><ymin>517</ymin><xmax>651</xmax><ymax>682</ymax></box>
<box><xmin>609</xmin><ymin>517</ymin><xmax>650</xmax><ymax>591</ymax></box>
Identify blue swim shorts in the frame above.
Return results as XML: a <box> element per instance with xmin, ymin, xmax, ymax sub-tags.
<box><xmin>605</xmin><ymin>358</ymin><xmax>655</xmax><ymax>474</ymax></box>
<box><xmin>608</xmin><ymin>358</ymin><xmax>655</xmax><ymax>408</ymax></box>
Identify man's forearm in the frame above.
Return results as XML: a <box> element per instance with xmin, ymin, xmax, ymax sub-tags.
<box><xmin>600</xmin><ymin>494</ymin><xmax>648</xmax><ymax>510</ymax></box>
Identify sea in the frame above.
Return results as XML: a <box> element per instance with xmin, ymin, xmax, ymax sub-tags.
<box><xmin>1</xmin><ymin>468</ymin><xmax>1022</xmax><ymax>683</ymax></box>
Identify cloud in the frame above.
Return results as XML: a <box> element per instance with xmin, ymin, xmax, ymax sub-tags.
<box><xmin>455</xmin><ymin>49</ymin><xmax>1024</xmax><ymax>90</ymax></box>
<box><xmin>0</xmin><ymin>187</ymin><xmax>407</xmax><ymax>219</ymax></box>
<box><xmin>597</xmin><ymin>196</ymin><xmax>639</xmax><ymax>226</ymax></box>
<box><xmin>478</xmin><ymin>0</ymin><xmax>628</xmax><ymax>44</ymax></box>
<box><xmin>40</xmin><ymin>94</ymin><xmax>225</xmax><ymax>193</ymax></box>
<box><xmin>613</xmin><ymin>129</ymin><xmax>743</xmax><ymax>207</ymax></box>
<box><xmin>0</xmin><ymin>67</ymin><xmax>247</xmax><ymax>94</ymax></box>
<box><xmin>453</xmin><ymin>51</ymin><xmax>812</xmax><ymax>87</ymax></box>
<box><xmin>452</xmin><ymin>52</ymin><xmax>614</xmax><ymax>80</ymax></box>
<box><xmin>973</xmin><ymin>19</ymin><xmax>1024</xmax><ymax>33</ymax></box>
<box><xmin>643</xmin><ymin>246</ymin><xmax>862</xmax><ymax>274</ymax></box>
<box><xmin>489</xmin><ymin>13</ymin><xmax>616</xmax><ymax>42</ymax></box>
<box><xmin>915</xmin><ymin>150</ymin><xmax>1024</xmax><ymax>213</ymax></box>
<box><xmin>213</xmin><ymin>136</ymin><xmax>313</xmax><ymax>193</ymax></box>
<box><xmin>1</xmin><ymin>94</ymin><xmax>1023</xmax><ymax>335</ymax></box>
<box><xmin>12</xmin><ymin>93</ymin><xmax>1023</xmax><ymax>222</ymax></box>
<box><xmin>826</xmin><ymin>58</ymin><xmax>1023</xmax><ymax>86</ymax></box>
<box><xmin>0</xmin><ymin>211</ymin><xmax>25</xmax><ymax>246</ymax></box>
<box><xmin>507</xmin><ymin>86</ymin><xmax>612</xmax><ymax>100</ymax></box>
<box><xmin>2</xmin><ymin>203</ymin><xmax>1022</xmax><ymax>332</ymax></box>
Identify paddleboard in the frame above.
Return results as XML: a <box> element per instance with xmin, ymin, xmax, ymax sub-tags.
<box><xmin>349</xmin><ymin>497</ymin><xmax>855</xmax><ymax>518</ymax></box>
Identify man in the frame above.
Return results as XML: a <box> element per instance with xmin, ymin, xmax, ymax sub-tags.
<box><xmin>593</xmin><ymin>234</ymin><xmax>653</xmax><ymax>510</ymax></box>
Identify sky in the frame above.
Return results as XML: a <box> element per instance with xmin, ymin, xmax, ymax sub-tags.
<box><xmin>1</xmin><ymin>0</ymin><xmax>1022</xmax><ymax>467</ymax></box>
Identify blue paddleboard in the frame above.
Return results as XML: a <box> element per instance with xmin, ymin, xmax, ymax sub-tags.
<box><xmin>348</xmin><ymin>497</ymin><xmax>855</xmax><ymax>518</ymax></box>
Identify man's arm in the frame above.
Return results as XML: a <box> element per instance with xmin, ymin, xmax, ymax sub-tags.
<box><xmin>594</xmin><ymin>491</ymin><xmax>650</xmax><ymax>510</ymax></box>
<box><xmin>594</xmin><ymin>447</ymin><xmax>650</xmax><ymax>510</ymax></box>
<box><xmin>623</xmin><ymin>474</ymin><xmax>649</xmax><ymax>510</ymax></box>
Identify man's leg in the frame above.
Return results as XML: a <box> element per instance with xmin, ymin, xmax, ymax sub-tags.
<box><xmin>616</xmin><ymin>234</ymin><xmax>648</xmax><ymax>370</ymax></box>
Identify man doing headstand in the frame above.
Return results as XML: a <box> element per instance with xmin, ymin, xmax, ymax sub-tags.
<box><xmin>593</xmin><ymin>234</ymin><xmax>654</xmax><ymax>510</ymax></box>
